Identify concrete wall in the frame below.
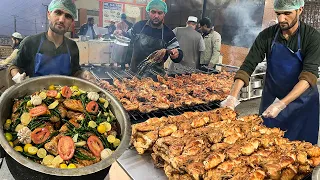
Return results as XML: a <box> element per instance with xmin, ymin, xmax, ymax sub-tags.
<box><xmin>74</xmin><ymin>0</ymin><xmax>99</xmax><ymax>11</ymax></box>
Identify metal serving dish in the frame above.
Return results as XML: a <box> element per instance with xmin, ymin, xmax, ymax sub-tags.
<box><xmin>0</xmin><ymin>75</ymin><xmax>131</xmax><ymax>177</ymax></box>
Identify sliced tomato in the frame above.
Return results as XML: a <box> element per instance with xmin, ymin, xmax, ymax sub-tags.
<box><xmin>61</xmin><ymin>86</ymin><xmax>72</xmax><ymax>98</ymax></box>
<box><xmin>31</xmin><ymin>127</ymin><xmax>50</xmax><ymax>144</ymax></box>
<box><xmin>87</xmin><ymin>135</ymin><xmax>104</xmax><ymax>157</ymax></box>
<box><xmin>46</xmin><ymin>90</ymin><xmax>58</xmax><ymax>98</ymax></box>
<box><xmin>30</xmin><ymin>105</ymin><xmax>48</xmax><ymax>117</ymax></box>
<box><xmin>58</xmin><ymin>136</ymin><xmax>75</xmax><ymax>160</ymax></box>
<box><xmin>86</xmin><ymin>101</ymin><xmax>99</xmax><ymax>114</ymax></box>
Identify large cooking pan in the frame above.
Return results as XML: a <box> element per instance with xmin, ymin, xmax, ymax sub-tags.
<box><xmin>0</xmin><ymin>75</ymin><xmax>131</xmax><ymax>178</ymax></box>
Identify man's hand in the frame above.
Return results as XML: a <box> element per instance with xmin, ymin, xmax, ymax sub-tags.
<box><xmin>220</xmin><ymin>95</ymin><xmax>240</xmax><ymax>110</ymax></box>
<box><xmin>169</xmin><ymin>48</ymin><xmax>179</xmax><ymax>59</ymax></box>
<box><xmin>262</xmin><ymin>99</ymin><xmax>286</xmax><ymax>118</ymax></box>
<box><xmin>12</xmin><ymin>72</ymin><xmax>26</xmax><ymax>83</ymax></box>
<box><xmin>80</xmin><ymin>70</ymin><xmax>98</xmax><ymax>83</ymax></box>
<box><xmin>113</xmin><ymin>30</ymin><xmax>123</xmax><ymax>36</ymax></box>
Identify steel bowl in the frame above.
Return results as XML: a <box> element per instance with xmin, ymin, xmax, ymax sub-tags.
<box><xmin>0</xmin><ymin>75</ymin><xmax>131</xmax><ymax>177</ymax></box>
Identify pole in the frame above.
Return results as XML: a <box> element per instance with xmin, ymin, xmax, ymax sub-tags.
<box><xmin>12</xmin><ymin>15</ymin><xmax>17</xmax><ymax>32</ymax></box>
<box><xmin>202</xmin><ymin>0</ymin><xmax>207</xmax><ymax>19</ymax></box>
<box><xmin>42</xmin><ymin>4</ymin><xmax>48</xmax><ymax>30</ymax></box>
<box><xmin>35</xmin><ymin>19</ymin><xmax>37</xmax><ymax>34</ymax></box>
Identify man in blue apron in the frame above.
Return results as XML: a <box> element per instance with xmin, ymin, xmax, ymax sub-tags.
<box><xmin>9</xmin><ymin>0</ymin><xmax>97</xmax><ymax>84</ymax></box>
<box><xmin>114</xmin><ymin>0</ymin><xmax>183</xmax><ymax>73</ymax></box>
<box><xmin>221</xmin><ymin>0</ymin><xmax>320</xmax><ymax>144</ymax></box>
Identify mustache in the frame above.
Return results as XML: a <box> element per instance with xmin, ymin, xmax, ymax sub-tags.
<box><xmin>56</xmin><ymin>23</ymin><xmax>65</xmax><ymax>27</ymax></box>
<box><xmin>279</xmin><ymin>22</ymin><xmax>289</xmax><ymax>25</ymax></box>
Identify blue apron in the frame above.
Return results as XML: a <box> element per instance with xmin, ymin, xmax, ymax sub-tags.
<box><xmin>259</xmin><ymin>27</ymin><xmax>319</xmax><ymax>144</ymax></box>
<box><xmin>34</xmin><ymin>36</ymin><xmax>71</xmax><ymax>77</ymax></box>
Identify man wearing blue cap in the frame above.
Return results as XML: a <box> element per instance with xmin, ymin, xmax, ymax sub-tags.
<box><xmin>115</xmin><ymin>0</ymin><xmax>183</xmax><ymax>73</ymax></box>
<box><xmin>222</xmin><ymin>0</ymin><xmax>320</xmax><ymax>144</ymax></box>
<box><xmin>9</xmin><ymin>0</ymin><xmax>97</xmax><ymax>83</ymax></box>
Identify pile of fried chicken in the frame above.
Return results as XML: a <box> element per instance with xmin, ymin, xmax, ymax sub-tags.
<box><xmin>131</xmin><ymin>108</ymin><xmax>320</xmax><ymax>180</ymax></box>
<box><xmin>103</xmin><ymin>72</ymin><xmax>234</xmax><ymax>113</ymax></box>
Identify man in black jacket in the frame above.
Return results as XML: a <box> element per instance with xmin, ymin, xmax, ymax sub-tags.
<box><xmin>79</xmin><ymin>17</ymin><xmax>96</xmax><ymax>39</ymax></box>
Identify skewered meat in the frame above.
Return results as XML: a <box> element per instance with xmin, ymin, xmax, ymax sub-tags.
<box><xmin>102</xmin><ymin>72</ymin><xmax>235</xmax><ymax>113</ymax></box>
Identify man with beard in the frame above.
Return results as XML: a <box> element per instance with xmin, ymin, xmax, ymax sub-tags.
<box><xmin>9</xmin><ymin>0</ymin><xmax>97</xmax><ymax>83</ymax></box>
<box><xmin>198</xmin><ymin>17</ymin><xmax>221</xmax><ymax>69</ymax></box>
<box><xmin>79</xmin><ymin>17</ymin><xmax>96</xmax><ymax>40</ymax></box>
<box><xmin>0</xmin><ymin>32</ymin><xmax>24</xmax><ymax>65</ymax></box>
<box><xmin>114</xmin><ymin>0</ymin><xmax>183</xmax><ymax>72</ymax></box>
<box><xmin>221</xmin><ymin>0</ymin><xmax>320</xmax><ymax>144</ymax></box>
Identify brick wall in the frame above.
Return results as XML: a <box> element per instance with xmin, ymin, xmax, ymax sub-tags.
<box><xmin>0</xmin><ymin>46</ymin><xmax>13</xmax><ymax>58</ymax></box>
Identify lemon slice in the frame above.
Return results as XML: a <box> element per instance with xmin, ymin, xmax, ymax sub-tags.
<box><xmin>60</xmin><ymin>163</ymin><xmax>68</xmax><ymax>169</ymax></box>
<box><xmin>88</xmin><ymin>121</ymin><xmax>97</xmax><ymax>128</ymax></box>
<box><xmin>14</xmin><ymin>146</ymin><xmax>23</xmax><ymax>152</ymax></box>
<box><xmin>49</xmin><ymin>85</ymin><xmax>55</xmax><ymax>90</ymax></box>
<box><xmin>100</xmin><ymin>122</ymin><xmax>112</xmax><ymax>132</ymax></box>
<box><xmin>39</xmin><ymin>92</ymin><xmax>47</xmax><ymax>100</ymax></box>
<box><xmin>113</xmin><ymin>138</ymin><xmax>121</xmax><ymax>147</ymax></box>
<box><xmin>37</xmin><ymin>148</ymin><xmax>47</xmax><ymax>158</ymax></box>
<box><xmin>55</xmin><ymin>92</ymin><xmax>61</xmax><ymax>99</ymax></box>
<box><xmin>28</xmin><ymin>146</ymin><xmax>38</xmax><ymax>155</ymax></box>
<box><xmin>24</xmin><ymin>144</ymin><xmax>32</xmax><ymax>152</ymax></box>
<box><xmin>107</xmin><ymin>135</ymin><xmax>116</xmax><ymax>143</ymax></box>
<box><xmin>97</xmin><ymin>124</ymin><xmax>106</xmax><ymax>134</ymax></box>
<box><xmin>68</xmin><ymin>164</ymin><xmax>77</xmax><ymax>169</ymax></box>
<box><xmin>99</xmin><ymin>98</ymin><xmax>106</xmax><ymax>103</ymax></box>
<box><xmin>48</xmin><ymin>100</ymin><xmax>59</xmax><ymax>109</ymax></box>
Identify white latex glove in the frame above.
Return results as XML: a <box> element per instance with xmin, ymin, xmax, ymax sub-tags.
<box><xmin>220</xmin><ymin>95</ymin><xmax>240</xmax><ymax>110</ymax></box>
<box><xmin>12</xmin><ymin>72</ymin><xmax>26</xmax><ymax>83</ymax></box>
<box><xmin>262</xmin><ymin>98</ymin><xmax>287</xmax><ymax>118</ymax></box>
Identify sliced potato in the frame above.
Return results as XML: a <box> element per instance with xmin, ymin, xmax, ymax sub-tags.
<box><xmin>42</xmin><ymin>155</ymin><xmax>55</xmax><ymax>166</ymax></box>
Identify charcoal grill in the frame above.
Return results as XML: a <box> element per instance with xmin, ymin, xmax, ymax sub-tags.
<box><xmin>84</xmin><ymin>64</ymin><xmax>224</xmax><ymax>122</ymax></box>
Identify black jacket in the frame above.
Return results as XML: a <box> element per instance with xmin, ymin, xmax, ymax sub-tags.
<box><xmin>79</xmin><ymin>23</ymin><xmax>96</xmax><ymax>38</ymax></box>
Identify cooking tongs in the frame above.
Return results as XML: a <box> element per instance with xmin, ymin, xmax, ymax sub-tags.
<box><xmin>136</xmin><ymin>49</ymin><xmax>173</xmax><ymax>78</ymax></box>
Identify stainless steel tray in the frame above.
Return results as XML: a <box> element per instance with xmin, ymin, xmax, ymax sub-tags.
<box><xmin>117</xmin><ymin>149</ymin><xmax>317</xmax><ymax>180</ymax></box>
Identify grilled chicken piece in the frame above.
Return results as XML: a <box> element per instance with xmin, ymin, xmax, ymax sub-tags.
<box><xmin>248</xmin><ymin>169</ymin><xmax>266</xmax><ymax>180</ymax></box>
<box><xmin>50</xmin><ymin>116</ymin><xmax>60</xmax><ymax>123</ymax></box>
<box><xmin>66</xmin><ymin>111</ymin><xmax>85</xmax><ymax>120</ymax></box>
<box><xmin>203</xmin><ymin>152</ymin><xmax>225</xmax><ymax>170</ymax></box>
<box><xmin>151</xmin><ymin>153</ymin><xmax>165</xmax><ymax>168</ymax></box>
<box><xmin>297</xmin><ymin>151</ymin><xmax>308</xmax><ymax>165</ymax></box>
<box><xmin>280</xmin><ymin>165</ymin><xmax>298</xmax><ymax>180</ymax></box>
<box><xmin>185</xmin><ymin>162</ymin><xmax>205</xmax><ymax>180</ymax></box>
<box><xmin>63</xmin><ymin>99</ymin><xmax>84</xmax><ymax>112</ymax></box>
<box><xmin>132</xmin><ymin>131</ymin><xmax>158</xmax><ymax>154</ymax></box>
<box><xmin>57</xmin><ymin>104</ymin><xmax>67</xmax><ymax>118</ymax></box>
<box><xmin>59</xmin><ymin>119</ymin><xmax>80</xmax><ymax>132</ymax></box>
<box><xmin>159</xmin><ymin>124</ymin><xmax>177</xmax><ymax>137</ymax></box>
<box><xmin>191</xmin><ymin>116</ymin><xmax>209</xmax><ymax>128</ymax></box>
<box><xmin>44</xmin><ymin>133</ymin><xmax>63</xmax><ymax>156</ymax></box>
<box><xmin>263</xmin><ymin>163</ymin><xmax>281</xmax><ymax>179</ymax></box>
<box><xmin>307</xmin><ymin>146</ymin><xmax>320</xmax><ymax>157</ymax></box>
<box><xmin>120</xmin><ymin>98</ymin><xmax>139</xmax><ymax>111</ymax></box>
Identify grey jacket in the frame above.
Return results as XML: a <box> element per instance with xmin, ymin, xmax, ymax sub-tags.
<box><xmin>169</xmin><ymin>26</ymin><xmax>205</xmax><ymax>71</ymax></box>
